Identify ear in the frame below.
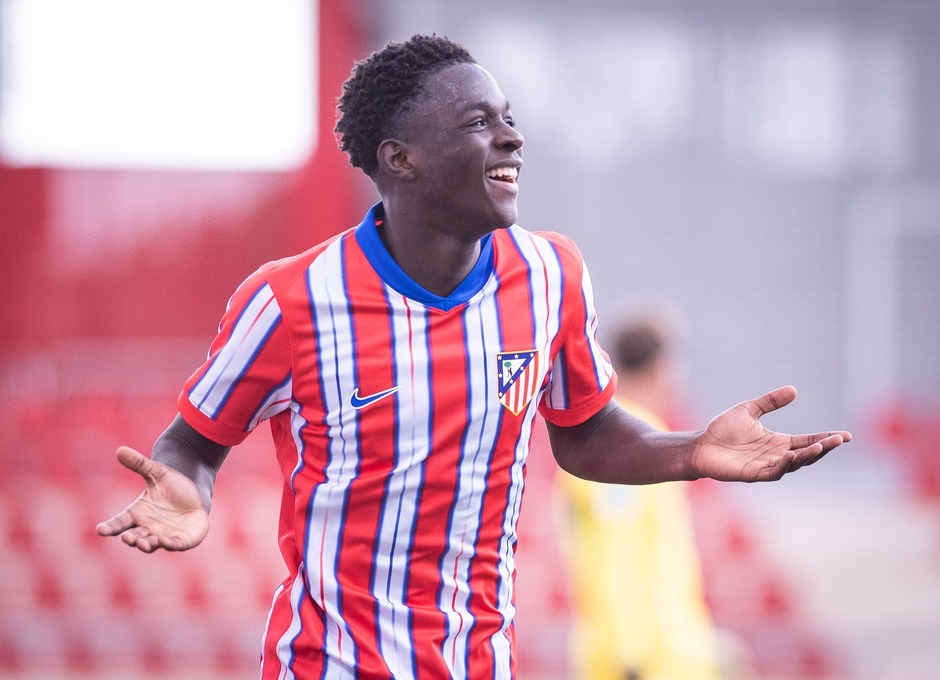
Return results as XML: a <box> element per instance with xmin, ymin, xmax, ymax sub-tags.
<box><xmin>376</xmin><ymin>139</ymin><xmax>417</xmax><ymax>181</ymax></box>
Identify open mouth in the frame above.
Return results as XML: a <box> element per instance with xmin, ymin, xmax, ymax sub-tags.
<box><xmin>485</xmin><ymin>167</ymin><xmax>518</xmax><ymax>183</ymax></box>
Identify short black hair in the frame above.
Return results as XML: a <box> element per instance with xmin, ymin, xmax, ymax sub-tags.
<box><xmin>335</xmin><ymin>34</ymin><xmax>476</xmax><ymax>177</ymax></box>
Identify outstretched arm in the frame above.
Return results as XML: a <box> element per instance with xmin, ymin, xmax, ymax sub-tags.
<box><xmin>547</xmin><ymin>385</ymin><xmax>851</xmax><ymax>485</ymax></box>
<box><xmin>95</xmin><ymin>415</ymin><xmax>231</xmax><ymax>553</ymax></box>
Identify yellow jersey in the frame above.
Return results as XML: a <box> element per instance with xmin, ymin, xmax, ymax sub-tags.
<box><xmin>553</xmin><ymin>400</ymin><xmax>721</xmax><ymax>680</ymax></box>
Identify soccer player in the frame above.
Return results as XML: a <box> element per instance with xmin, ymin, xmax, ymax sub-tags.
<box><xmin>554</xmin><ymin>313</ymin><xmax>726</xmax><ymax>680</ymax></box>
<box><xmin>97</xmin><ymin>34</ymin><xmax>851</xmax><ymax>680</ymax></box>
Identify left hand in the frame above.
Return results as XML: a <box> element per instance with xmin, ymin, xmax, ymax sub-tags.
<box><xmin>691</xmin><ymin>385</ymin><xmax>852</xmax><ymax>482</ymax></box>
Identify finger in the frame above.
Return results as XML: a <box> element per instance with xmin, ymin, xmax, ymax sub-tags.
<box><xmin>115</xmin><ymin>446</ymin><xmax>159</xmax><ymax>482</ymax></box>
<box><xmin>745</xmin><ymin>385</ymin><xmax>797</xmax><ymax>419</ymax></box>
<box><xmin>755</xmin><ymin>451</ymin><xmax>797</xmax><ymax>481</ymax></box>
<box><xmin>96</xmin><ymin>510</ymin><xmax>138</xmax><ymax>537</ymax></box>
<box><xmin>124</xmin><ymin>532</ymin><xmax>161</xmax><ymax>554</ymax></box>
<box><xmin>788</xmin><ymin>441</ymin><xmax>825</xmax><ymax>468</ymax></box>
<box><xmin>119</xmin><ymin>525</ymin><xmax>151</xmax><ymax>547</ymax></box>
<box><xmin>790</xmin><ymin>432</ymin><xmax>848</xmax><ymax>452</ymax></box>
<box><xmin>123</xmin><ymin>527</ymin><xmax>189</xmax><ymax>553</ymax></box>
<box><xmin>790</xmin><ymin>433</ymin><xmax>846</xmax><ymax>467</ymax></box>
<box><xmin>118</xmin><ymin>525</ymin><xmax>175</xmax><ymax>554</ymax></box>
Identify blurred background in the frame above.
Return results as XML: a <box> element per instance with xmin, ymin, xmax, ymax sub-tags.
<box><xmin>1</xmin><ymin>0</ymin><xmax>938</xmax><ymax>678</ymax></box>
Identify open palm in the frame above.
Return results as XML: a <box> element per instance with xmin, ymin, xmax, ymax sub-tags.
<box><xmin>95</xmin><ymin>446</ymin><xmax>210</xmax><ymax>553</ymax></box>
<box><xmin>692</xmin><ymin>386</ymin><xmax>850</xmax><ymax>482</ymax></box>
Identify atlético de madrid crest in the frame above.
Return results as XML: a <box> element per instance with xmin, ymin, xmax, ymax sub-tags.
<box><xmin>496</xmin><ymin>350</ymin><xmax>542</xmax><ymax>415</ymax></box>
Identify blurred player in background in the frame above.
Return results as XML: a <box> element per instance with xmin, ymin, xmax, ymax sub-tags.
<box><xmin>96</xmin><ymin>34</ymin><xmax>850</xmax><ymax>680</ymax></box>
<box><xmin>554</xmin><ymin>311</ymin><xmax>751</xmax><ymax>680</ymax></box>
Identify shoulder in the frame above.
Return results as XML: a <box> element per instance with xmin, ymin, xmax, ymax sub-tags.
<box><xmin>533</xmin><ymin>229</ymin><xmax>584</xmax><ymax>269</ymax></box>
<box><xmin>492</xmin><ymin>227</ymin><xmax>587</xmax><ymax>295</ymax></box>
<box><xmin>496</xmin><ymin>226</ymin><xmax>585</xmax><ymax>270</ymax></box>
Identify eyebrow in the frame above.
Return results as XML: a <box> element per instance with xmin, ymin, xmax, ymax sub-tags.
<box><xmin>459</xmin><ymin>98</ymin><xmax>512</xmax><ymax>115</ymax></box>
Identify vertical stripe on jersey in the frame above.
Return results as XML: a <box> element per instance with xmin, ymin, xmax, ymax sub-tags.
<box><xmin>578</xmin><ymin>260</ymin><xmax>612</xmax><ymax>388</ymax></box>
<box><xmin>188</xmin><ymin>282</ymin><xmax>282</xmax><ymax>419</ymax></box>
<box><xmin>372</xmin><ymin>292</ymin><xmax>431</xmax><ymax>678</ymax></box>
<box><xmin>265</xmin><ymin>269</ymin><xmax>319</xmax><ymax>680</ymax></box>
<box><xmin>504</xmin><ymin>228</ymin><xmax>566</xmax><ymax>410</ymax></box>
<box><xmin>493</xmin><ymin>229</ymin><xmax>567</xmax><ymax>676</ymax></box>
<box><xmin>275</xmin><ymin>568</ymin><xmax>309</xmax><ymax>680</ymax></box>
<box><xmin>262</xmin><ymin>402</ymin><xmax>314</xmax><ymax>679</ymax></box>
<box><xmin>289</xmin><ymin>237</ymin><xmax>361</xmax><ymax>674</ymax></box>
<box><xmin>436</xmin><ymin>272</ymin><xmax>503</xmax><ymax>679</ymax></box>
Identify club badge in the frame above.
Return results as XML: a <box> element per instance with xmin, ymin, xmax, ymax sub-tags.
<box><xmin>496</xmin><ymin>350</ymin><xmax>542</xmax><ymax>415</ymax></box>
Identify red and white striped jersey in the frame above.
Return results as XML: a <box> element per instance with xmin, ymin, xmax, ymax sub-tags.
<box><xmin>178</xmin><ymin>204</ymin><xmax>616</xmax><ymax>679</ymax></box>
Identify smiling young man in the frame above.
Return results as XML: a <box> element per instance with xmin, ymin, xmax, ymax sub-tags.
<box><xmin>97</xmin><ymin>34</ymin><xmax>851</xmax><ymax>680</ymax></box>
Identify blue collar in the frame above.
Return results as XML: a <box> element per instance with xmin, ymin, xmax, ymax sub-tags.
<box><xmin>354</xmin><ymin>203</ymin><xmax>494</xmax><ymax>312</ymax></box>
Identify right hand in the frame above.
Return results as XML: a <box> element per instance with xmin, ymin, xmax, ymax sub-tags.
<box><xmin>96</xmin><ymin>446</ymin><xmax>210</xmax><ymax>553</ymax></box>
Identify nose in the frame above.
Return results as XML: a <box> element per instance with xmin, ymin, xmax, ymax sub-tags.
<box><xmin>498</xmin><ymin>120</ymin><xmax>524</xmax><ymax>151</ymax></box>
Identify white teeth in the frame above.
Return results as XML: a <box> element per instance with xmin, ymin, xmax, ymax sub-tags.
<box><xmin>486</xmin><ymin>167</ymin><xmax>518</xmax><ymax>180</ymax></box>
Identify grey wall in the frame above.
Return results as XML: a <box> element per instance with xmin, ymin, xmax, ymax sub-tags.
<box><xmin>370</xmin><ymin>0</ymin><xmax>940</xmax><ymax>449</ymax></box>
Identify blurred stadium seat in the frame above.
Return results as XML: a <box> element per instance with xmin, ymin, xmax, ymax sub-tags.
<box><xmin>0</xmin><ymin>388</ymin><xmax>283</xmax><ymax>678</ymax></box>
<box><xmin>0</xmin><ymin>385</ymin><xmax>850</xmax><ymax>680</ymax></box>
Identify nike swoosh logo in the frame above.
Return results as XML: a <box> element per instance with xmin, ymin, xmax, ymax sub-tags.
<box><xmin>349</xmin><ymin>386</ymin><xmax>399</xmax><ymax>410</ymax></box>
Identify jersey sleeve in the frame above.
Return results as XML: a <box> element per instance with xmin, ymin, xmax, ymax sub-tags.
<box><xmin>177</xmin><ymin>268</ymin><xmax>293</xmax><ymax>446</ymax></box>
<box><xmin>538</xmin><ymin>235</ymin><xmax>617</xmax><ymax>427</ymax></box>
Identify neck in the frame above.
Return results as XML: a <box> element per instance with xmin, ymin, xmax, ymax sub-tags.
<box><xmin>378</xmin><ymin>207</ymin><xmax>486</xmax><ymax>298</ymax></box>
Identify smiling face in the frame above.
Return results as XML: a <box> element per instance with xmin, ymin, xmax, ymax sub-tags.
<box><xmin>392</xmin><ymin>62</ymin><xmax>524</xmax><ymax>239</ymax></box>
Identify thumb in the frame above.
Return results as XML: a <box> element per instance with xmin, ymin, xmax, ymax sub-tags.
<box><xmin>115</xmin><ymin>445</ymin><xmax>159</xmax><ymax>482</ymax></box>
<box><xmin>746</xmin><ymin>385</ymin><xmax>798</xmax><ymax>419</ymax></box>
